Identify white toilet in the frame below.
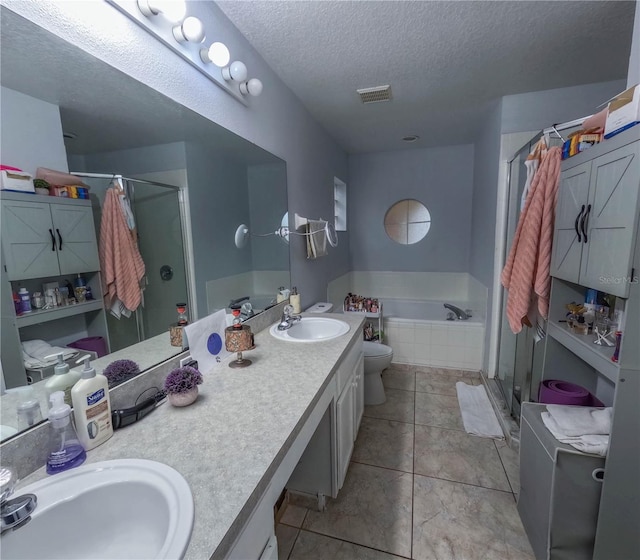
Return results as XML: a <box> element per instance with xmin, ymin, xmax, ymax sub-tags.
<box><xmin>307</xmin><ymin>302</ymin><xmax>393</xmax><ymax>405</ymax></box>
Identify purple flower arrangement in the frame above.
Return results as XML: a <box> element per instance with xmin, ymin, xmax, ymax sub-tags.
<box><xmin>103</xmin><ymin>359</ymin><xmax>140</xmax><ymax>386</ymax></box>
<box><xmin>164</xmin><ymin>366</ymin><xmax>203</xmax><ymax>395</ymax></box>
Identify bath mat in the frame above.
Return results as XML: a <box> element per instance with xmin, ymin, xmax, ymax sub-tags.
<box><xmin>456</xmin><ymin>382</ymin><xmax>504</xmax><ymax>439</ymax></box>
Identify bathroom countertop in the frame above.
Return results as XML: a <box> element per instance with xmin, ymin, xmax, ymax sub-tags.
<box><xmin>18</xmin><ymin>312</ymin><xmax>365</xmax><ymax>560</ymax></box>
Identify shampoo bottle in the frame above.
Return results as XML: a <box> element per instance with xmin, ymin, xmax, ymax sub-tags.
<box><xmin>44</xmin><ymin>353</ymin><xmax>82</xmax><ymax>406</ymax></box>
<box><xmin>46</xmin><ymin>391</ymin><xmax>86</xmax><ymax>475</ymax></box>
<box><xmin>71</xmin><ymin>356</ymin><xmax>113</xmax><ymax>450</ymax></box>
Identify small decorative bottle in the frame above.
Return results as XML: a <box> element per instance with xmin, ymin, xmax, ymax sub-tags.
<box><xmin>612</xmin><ymin>331</ymin><xmax>623</xmax><ymax>363</ymax></box>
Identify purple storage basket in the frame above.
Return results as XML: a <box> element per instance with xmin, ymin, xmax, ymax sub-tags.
<box><xmin>68</xmin><ymin>336</ymin><xmax>107</xmax><ymax>358</ymax></box>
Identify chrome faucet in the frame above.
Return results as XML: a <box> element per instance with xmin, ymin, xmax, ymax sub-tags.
<box><xmin>443</xmin><ymin>304</ymin><xmax>470</xmax><ymax>321</ymax></box>
<box><xmin>0</xmin><ymin>467</ymin><xmax>37</xmax><ymax>534</ymax></box>
<box><xmin>277</xmin><ymin>304</ymin><xmax>301</xmax><ymax>330</ymax></box>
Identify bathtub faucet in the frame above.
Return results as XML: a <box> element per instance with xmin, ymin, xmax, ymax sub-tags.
<box><xmin>443</xmin><ymin>304</ymin><xmax>470</xmax><ymax>321</ymax></box>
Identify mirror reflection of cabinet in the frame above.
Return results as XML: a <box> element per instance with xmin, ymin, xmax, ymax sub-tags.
<box><xmin>1</xmin><ymin>192</ymin><xmax>107</xmax><ymax>389</ymax></box>
<box><xmin>1</xmin><ymin>193</ymin><xmax>99</xmax><ymax>280</ymax></box>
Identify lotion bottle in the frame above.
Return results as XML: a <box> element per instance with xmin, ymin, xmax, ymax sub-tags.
<box><xmin>46</xmin><ymin>391</ymin><xmax>86</xmax><ymax>475</ymax></box>
<box><xmin>71</xmin><ymin>356</ymin><xmax>113</xmax><ymax>450</ymax></box>
<box><xmin>44</xmin><ymin>353</ymin><xmax>82</xmax><ymax>406</ymax></box>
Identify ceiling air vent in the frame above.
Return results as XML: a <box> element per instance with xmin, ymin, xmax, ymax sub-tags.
<box><xmin>357</xmin><ymin>85</ymin><xmax>392</xmax><ymax>104</ymax></box>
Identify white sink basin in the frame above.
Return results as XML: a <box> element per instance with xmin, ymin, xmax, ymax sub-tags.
<box><xmin>0</xmin><ymin>459</ymin><xmax>193</xmax><ymax>560</ymax></box>
<box><xmin>270</xmin><ymin>317</ymin><xmax>350</xmax><ymax>342</ymax></box>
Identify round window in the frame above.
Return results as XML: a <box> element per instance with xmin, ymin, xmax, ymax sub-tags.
<box><xmin>384</xmin><ymin>199</ymin><xmax>431</xmax><ymax>245</ymax></box>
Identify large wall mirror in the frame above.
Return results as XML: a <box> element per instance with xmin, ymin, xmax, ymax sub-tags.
<box><xmin>0</xmin><ymin>7</ymin><xmax>289</xmax><ymax>442</ymax></box>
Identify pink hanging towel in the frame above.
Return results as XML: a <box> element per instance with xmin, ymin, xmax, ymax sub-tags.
<box><xmin>501</xmin><ymin>146</ymin><xmax>562</xmax><ymax>334</ymax></box>
<box><xmin>99</xmin><ymin>187</ymin><xmax>145</xmax><ymax>313</ymax></box>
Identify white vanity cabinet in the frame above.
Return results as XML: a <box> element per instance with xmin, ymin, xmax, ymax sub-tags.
<box><xmin>285</xmin><ymin>337</ymin><xmax>365</xmax><ymax>507</ymax></box>
<box><xmin>550</xmin><ymin>129</ymin><xmax>640</xmax><ymax>298</ymax></box>
<box><xmin>1</xmin><ymin>192</ymin><xmax>99</xmax><ymax>280</ymax></box>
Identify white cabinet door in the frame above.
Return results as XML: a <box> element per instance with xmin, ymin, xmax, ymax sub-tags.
<box><xmin>550</xmin><ymin>162</ymin><xmax>590</xmax><ymax>284</ymax></box>
<box><xmin>1</xmin><ymin>200</ymin><xmax>59</xmax><ymax>280</ymax></box>
<box><xmin>50</xmin><ymin>203</ymin><xmax>100</xmax><ymax>274</ymax></box>
<box><xmin>580</xmin><ymin>141</ymin><xmax>640</xmax><ymax>297</ymax></box>
<box><xmin>336</xmin><ymin>378</ymin><xmax>354</xmax><ymax>490</ymax></box>
<box><xmin>354</xmin><ymin>354</ymin><xmax>365</xmax><ymax>437</ymax></box>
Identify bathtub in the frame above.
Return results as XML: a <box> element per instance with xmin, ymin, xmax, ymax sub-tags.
<box><xmin>380</xmin><ymin>298</ymin><xmax>485</xmax><ymax>371</ymax></box>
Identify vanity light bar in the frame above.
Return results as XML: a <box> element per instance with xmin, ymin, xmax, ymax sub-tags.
<box><xmin>106</xmin><ymin>0</ymin><xmax>264</xmax><ymax>103</ymax></box>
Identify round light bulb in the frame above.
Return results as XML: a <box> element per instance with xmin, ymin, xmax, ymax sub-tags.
<box><xmin>173</xmin><ymin>16</ymin><xmax>205</xmax><ymax>43</ymax></box>
<box><xmin>200</xmin><ymin>42</ymin><xmax>230</xmax><ymax>67</ymax></box>
<box><xmin>240</xmin><ymin>78</ymin><xmax>263</xmax><ymax>97</ymax></box>
<box><xmin>222</xmin><ymin>61</ymin><xmax>248</xmax><ymax>82</ymax></box>
<box><xmin>153</xmin><ymin>0</ymin><xmax>186</xmax><ymax>23</ymax></box>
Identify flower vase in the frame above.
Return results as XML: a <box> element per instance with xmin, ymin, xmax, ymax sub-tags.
<box><xmin>168</xmin><ymin>387</ymin><xmax>198</xmax><ymax>407</ymax></box>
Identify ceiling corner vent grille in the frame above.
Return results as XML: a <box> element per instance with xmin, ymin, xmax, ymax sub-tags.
<box><xmin>357</xmin><ymin>85</ymin><xmax>392</xmax><ymax>104</ymax></box>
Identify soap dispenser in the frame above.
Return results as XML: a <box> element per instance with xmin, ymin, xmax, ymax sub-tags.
<box><xmin>44</xmin><ymin>353</ymin><xmax>82</xmax><ymax>406</ymax></box>
<box><xmin>46</xmin><ymin>391</ymin><xmax>86</xmax><ymax>475</ymax></box>
<box><xmin>71</xmin><ymin>356</ymin><xmax>113</xmax><ymax>451</ymax></box>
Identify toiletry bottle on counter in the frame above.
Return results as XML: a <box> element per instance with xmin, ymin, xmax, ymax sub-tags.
<box><xmin>290</xmin><ymin>286</ymin><xmax>301</xmax><ymax>314</ymax></box>
<box><xmin>44</xmin><ymin>353</ymin><xmax>82</xmax><ymax>406</ymax></box>
<box><xmin>18</xmin><ymin>287</ymin><xmax>31</xmax><ymax>313</ymax></box>
<box><xmin>46</xmin><ymin>391</ymin><xmax>86</xmax><ymax>475</ymax></box>
<box><xmin>276</xmin><ymin>286</ymin><xmax>287</xmax><ymax>303</ymax></box>
<box><xmin>71</xmin><ymin>356</ymin><xmax>113</xmax><ymax>450</ymax></box>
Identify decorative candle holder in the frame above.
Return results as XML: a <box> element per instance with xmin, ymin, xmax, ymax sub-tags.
<box><xmin>225</xmin><ymin>310</ymin><xmax>253</xmax><ymax>368</ymax></box>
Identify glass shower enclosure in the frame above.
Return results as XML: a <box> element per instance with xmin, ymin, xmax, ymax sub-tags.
<box><xmin>73</xmin><ymin>173</ymin><xmax>190</xmax><ymax>353</ymax></box>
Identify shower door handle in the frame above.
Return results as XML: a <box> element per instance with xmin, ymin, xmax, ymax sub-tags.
<box><xmin>574</xmin><ymin>205</ymin><xmax>585</xmax><ymax>243</ymax></box>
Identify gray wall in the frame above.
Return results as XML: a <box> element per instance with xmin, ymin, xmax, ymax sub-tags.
<box><xmin>248</xmin><ymin>163</ymin><xmax>289</xmax><ymax>272</ymax></box>
<box><xmin>629</xmin><ymin>0</ymin><xmax>640</xmax><ymax>88</ymax></box>
<box><xmin>3</xmin><ymin>0</ymin><xmax>349</xmax><ymax>312</ymax></box>
<box><xmin>469</xmin><ymin>100</ymin><xmax>503</xmax><ymax>372</ymax></box>
<box><xmin>0</xmin><ymin>86</ymin><xmax>68</xmax><ymax>177</ymax></box>
<box><xmin>69</xmin><ymin>142</ymin><xmax>187</xmax><ymax>176</ymax></box>
<box><xmin>185</xmin><ymin>142</ymin><xmax>252</xmax><ymax>317</ymax></box>
<box><xmin>348</xmin><ymin>145</ymin><xmax>475</xmax><ymax>272</ymax></box>
<box><xmin>501</xmin><ymin>80</ymin><xmax>626</xmax><ymax>134</ymax></box>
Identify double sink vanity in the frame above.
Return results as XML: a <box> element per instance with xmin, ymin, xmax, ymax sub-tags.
<box><xmin>1</xmin><ymin>310</ymin><xmax>365</xmax><ymax>560</ymax></box>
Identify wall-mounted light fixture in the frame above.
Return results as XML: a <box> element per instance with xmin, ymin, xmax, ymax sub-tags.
<box><xmin>172</xmin><ymin>16</ymin><xmax>205</xmax><ymax>43</ymax></box>
<box><xmin>200</xmin><ymin>42</ymin><xmax>230</xmax><ymax>67</ymax></box>
<box><xmin>137</xmin><ymin>0</ymin><xmax>186</xmax><ymax>23</ymax></box>
<box><xmin>222</xmin><ymin>61</ymin><xmax>247</xmax><ymax>82</ymax></box>
<box><xmin>240</xmin><ymin>78</ymin><xmax>263</xmax><ymax>97</ymax></box>
<box><xmin>108</xmin><ymin>0</ymin><xmax>263</xmax><ymax>104</ymax></box>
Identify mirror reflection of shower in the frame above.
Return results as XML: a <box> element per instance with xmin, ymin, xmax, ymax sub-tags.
<box><xmin>71</xmin><ymin>172</ymin><xmax>191</xmax><ymax>353</ymax></box>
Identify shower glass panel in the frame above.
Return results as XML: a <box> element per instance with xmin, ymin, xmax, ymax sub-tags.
<box><xmin>79</xmin><ymin>175</ymin><xmax>188</xmax><ymax>353</ymax></box>
<box><xmin>496</xmin><ymin>136</ymin><xmax>541</xmax><ymax>417</ymax></box>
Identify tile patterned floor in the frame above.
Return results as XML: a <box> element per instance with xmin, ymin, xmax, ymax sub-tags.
<box><xmin>279</xmin><ymin>365</ymin><xmax>532</xmax><ymax>560</ymax></box>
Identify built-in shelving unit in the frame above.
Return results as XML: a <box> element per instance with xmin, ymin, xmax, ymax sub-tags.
<box><xmin>523</xmin><ymin>126</ymin><xmax>640</xmax><ymax>559</ymax></box>
<box><xmin>15</xmin><ymin>299</ymin><xmax>104</xmax><ymax>328</ymax></box>
<box><xmin>546</xmin><ymin>321</ymin><xmax>618</xmax><ymax>383</ymax></box>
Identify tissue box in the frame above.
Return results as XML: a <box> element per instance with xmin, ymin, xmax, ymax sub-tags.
<box><xmin>0</xmin><ymin>169</ymin><xmax>34</xmax><ymax>192</ymax></box>
<box><xmin>604</xmin><ymin>84</ymin><xmax>640</xmax><ymax>139</ymax></box>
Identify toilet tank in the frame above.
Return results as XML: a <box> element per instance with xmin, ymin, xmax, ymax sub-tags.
<box><xmin>306</xmin><ymin>302</ymin><xmax>334</xmax><ymax>313</ymax></box>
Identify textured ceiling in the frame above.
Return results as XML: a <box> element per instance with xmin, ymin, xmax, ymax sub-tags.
<box><xmin>0</xmin><ymin>7</ymin><xmax>279</xmax><ymax>164</ymax></box>
<box><xmin>217</xmin><ymin>0</ymin><xmax>635</xmax><ymax>153</ymax></box>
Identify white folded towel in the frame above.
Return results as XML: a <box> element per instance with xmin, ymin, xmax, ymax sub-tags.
<box><xmin>545</xmin><ymin>404</ymin><xmax>612</xmax><ymax>436</ymax></box>
<box><xmin>541</xmin><ymin>411</ymin><xmax>609</xmax><ymax>456</ymax></box>
<box><xmin>22</xmin><ymin>339</ymin><xmax>78</xmax><ymax>369</ymax></box>
<box><xmin>307</xmin><ymin>220</ymin><xmax>328</xmax><ymax>259</ymax></box>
